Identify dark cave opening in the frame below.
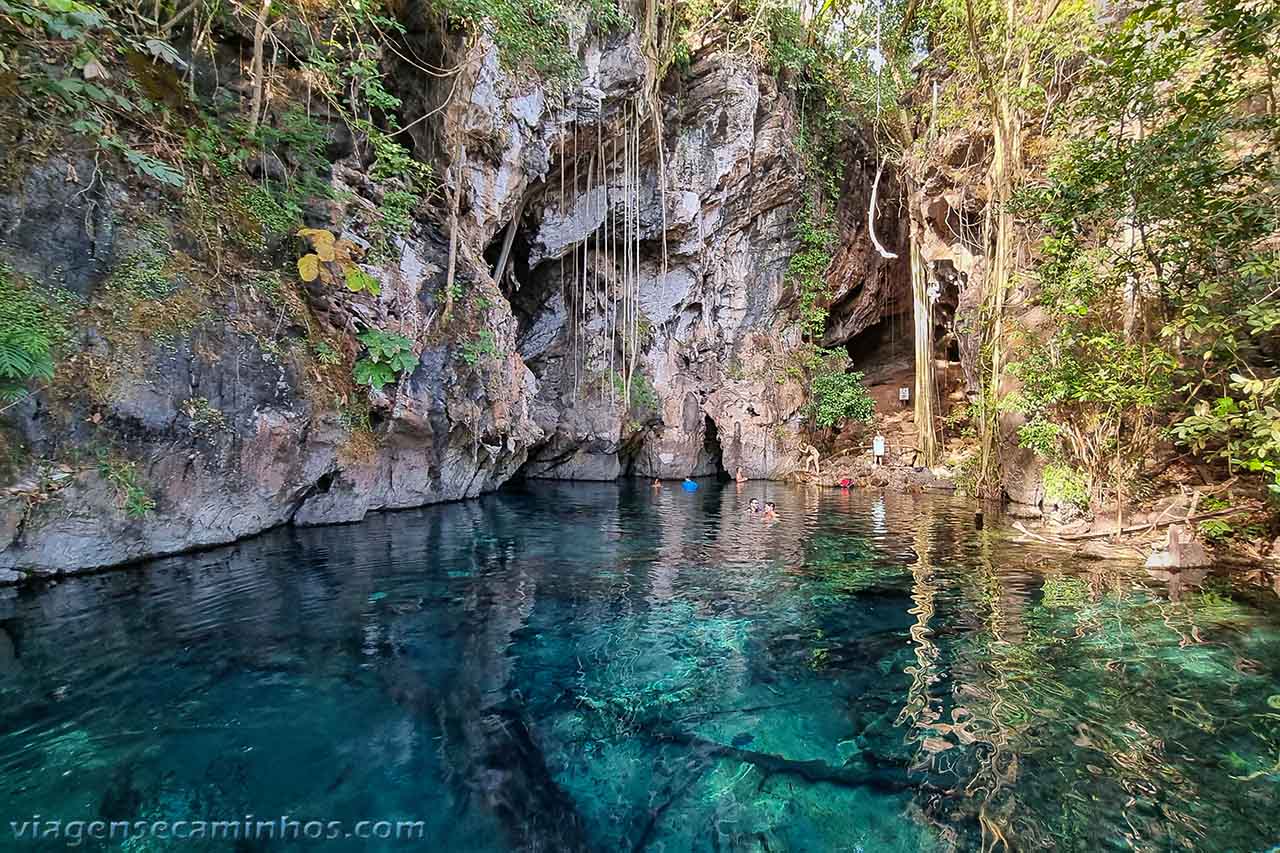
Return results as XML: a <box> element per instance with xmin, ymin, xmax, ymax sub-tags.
<box><xmin>843</xmin><ymin>316</ymin><xmax>913</xmax><ymax>367</ymax></box>
<box><xmin>946</xmin><ymin>336</ymin><xmax>961</xmax><ymax>363</ymax></box>
<box><xmin>704</xmin><ymin>415</ymin><xmax>728</xmax><ymax>480</ymax></box>
<box><xmin>483</xmin><ymin>215</ymin><xmax>534</xmax><ymax>296</ymax></box>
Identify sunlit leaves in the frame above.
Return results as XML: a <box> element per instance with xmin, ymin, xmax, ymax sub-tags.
<box><xmin>1024</xmin><ymin>0</ymin><xmax>1279</xmax><ymax>492</ymax></box>
<box><xmin>297</xmin><ymin>253</ymin><xmax>320</xmax><ymax>282</ymax></box>
<box><xmin>353</xmin><ymin>329</ymin><xmax>416</xmax><ymax>391</ymax></box>
<box><xmin>296</xmin><ymin>229</ymin><xmax>381</xmax><ymax>295</ymax></box>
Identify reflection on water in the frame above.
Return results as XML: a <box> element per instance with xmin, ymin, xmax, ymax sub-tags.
<box><xmin>0</xmin><ymin>481</ymin><xmax>1277</xmax><ymax>851</ymax></box>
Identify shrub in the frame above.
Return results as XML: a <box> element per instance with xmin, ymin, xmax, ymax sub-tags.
<box><xmin>808</xmin><ymin>371</ymin><xmax>875</xmax><ymax>429</ymax></box>
<box><xmin>1042</xmin><ymin>463</ymin><xmax>1090</xmax><ymax>510</ymax></box>
<box><xmin>353</xmin><ymin>329</ymin><xmax>416</xmax><ymax>391</ymax></box>
<box><xmin>460</xmin><ymin>330</ymin><xmax>497</xmax><ymax>366</ymax></box>
<box><xmin>97</xmin><ymin>453</ymin><xmax>155</xmax><ymax>519</ymax></box>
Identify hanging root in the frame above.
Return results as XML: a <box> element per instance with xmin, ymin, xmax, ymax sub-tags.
<box><xmin>869</xmin><ymin>158</ymin><xmax>899</xmax><ymax>260</ymax></box>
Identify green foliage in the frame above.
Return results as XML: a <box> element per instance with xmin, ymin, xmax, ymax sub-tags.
<box><xmin>342</xmin><ymin>265</ymin><xmax>381</xmax><ymax>296</ymax></box>
<box><xmin>942</xmin><ymin>401</ymin><xmax>977</xmax><ymax>440</ymax></box>
<box><xmin>1025</xmin><ymin>0</ymin><xmax>1280</xmax><ymax>495</ymax></box>
<box><xmin>807</xmin><ymin>370</ymin><xmax>875</xmax><ymax>429</ymax></box>
<box><xmin>1171</xmin><ymin>376</ymin><xmax>1280</xmax><ymax>496</ymax></box>
<box><xmin>460</xmin><ymin>329</ymin><xmax>497</xmax><ymax>366</ymax></box>
<box><xmin>1006</xmin><ymin>333</ymin><xmax>1173</xmax><ymax>488</ymax></box>
<box><xmin>788</xmin><ymin>199</ymin><xmax>836</xmax><ymax>339</ymax></box>
<box><xmin>610</xmin><ymin>370</ymin><xmax>659</xmax><ymax>415</ymax></box>
<box><xmin>1016</xmin><ymin>419</ymin><xmax>1059</xmax><ymax>457</ymax></box>
<box><xmin>4</xmin><ymin>0</ymin><xmax>193</xmax><ymax>189</ymax></box>
<box><xmin>236</xmin><ymin>182</ymin><xmax>301</xmax><ymax>237</ymax></box>
<box><xmin>0</xmin><ymin>270</ymin><xmax>69</xmax><ymax>401</ymax></box>
<box><xmin>313</xmin><ymin>340</ymin><xmax>342</xmax><ymax>365</ymax></box>
<box><xmin>433</xmin><ymin>0</ymin><xmax>628</xmax><ymax>81</ymax></box>
<box><xmin>1198</xmin><ymin>518</ymin><xmax>1233</xmax><ymax>545</ymax></box>
<box><xmin>107</xmin><ymin>250</ymin><xmax>171</xmax><ymax>299</ymax></box>
<box><xmin>1042</xmin><ymin>463</ymin><xmax>1089</xmax><ymax>510</ymax></box>
<box><xmin>380</xmin><ymin>189</ymin><xmax>418</xmax><ymax>237</ymax></box>
<box><xmin>96</xmin><ymin>453</ymin><xmax>154</xmax><ymax>519</ymax></box>
<box><xmin>1</xmin><ymin>0</ymin><xmax>106</xmax><ymax>38</ymax></box>
<box><xmin>353</xmin><ymin>329</ymin><xmax>416</xmax><ymax>391</ymax></box>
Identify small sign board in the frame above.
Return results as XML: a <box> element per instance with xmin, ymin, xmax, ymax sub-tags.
<box><xmin>898</xmin><ymin>386</ymin><xmax>910</xmax><ymax>402</ymax></box>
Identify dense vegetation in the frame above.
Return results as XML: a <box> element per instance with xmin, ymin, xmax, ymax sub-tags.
<box><xmin>708</xmin><ymin>0</ymin><xmax>1276</xmax><ymax>517</ymax></box>
<box><xmin>1017</xmin><ymin>0</ymin><xmax>1280</xmax><ymax>503</ymax></box>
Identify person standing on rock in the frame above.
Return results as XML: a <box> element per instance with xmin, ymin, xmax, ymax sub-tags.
<box><xmin>800</xmin><ymin>443</ymin><xmax>821</xmax><ymax>475</ymax></box>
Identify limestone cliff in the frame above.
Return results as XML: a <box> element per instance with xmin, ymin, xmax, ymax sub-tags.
<box><xmin>0</xmin><ymin>24</ymin><xmax>908</xmax><ymax>580</ymax></box>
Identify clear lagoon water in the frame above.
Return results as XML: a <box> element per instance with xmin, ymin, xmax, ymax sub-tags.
<box><xmin>0</xmin><ymin>481</ymin><xmax>1278</xmax><ymax>851</ymax></box>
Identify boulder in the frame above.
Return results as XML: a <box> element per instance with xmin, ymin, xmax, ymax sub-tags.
<box><xmin>1145</xmin><ymin>524</ymin><xmax>1210</xmax><ymax>569</ymax></box>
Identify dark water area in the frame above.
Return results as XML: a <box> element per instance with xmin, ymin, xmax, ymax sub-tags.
<box><xmin>0</xmin><ymin>481</ymin><xmax>1278</xmax><ymax>851</ymax></box>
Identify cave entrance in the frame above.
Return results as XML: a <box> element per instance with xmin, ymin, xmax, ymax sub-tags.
<box><xmin>483</xmin><ymin>211</ymin><xmax>533</xmax><ymax>297</ymax></box>
<box><xmin>704</xmin><ymin>415</ymin><xmax>728</xmax><ymax>481</ymax></box>
<box><xmin>843</xmin><ymin>315</ymin><xmax>915</xmax><ymax>373</ymax></box>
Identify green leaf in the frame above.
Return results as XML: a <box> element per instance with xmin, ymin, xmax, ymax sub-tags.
<box><xmin>353</xmin><ymin>359</ymin><xmax>395</xmax><ymax>391</ymax></box>
<box><xmin>343</xmin><ymin>265</ymin><xmax>380</xmax><ymax>295</ymax></box>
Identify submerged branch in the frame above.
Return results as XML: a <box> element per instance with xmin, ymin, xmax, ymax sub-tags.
<box><xmin>653</xmin><ymin>729</ymin><xmax>914</xmax><ymax>794</ymax></box>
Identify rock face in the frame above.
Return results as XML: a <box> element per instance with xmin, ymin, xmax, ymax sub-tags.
<box><xmin>460</xmin><ymin>45</ymin><xmax>822</xmax><ymax>482</ymax></box>
<box><xmin>0</xmin><ymin>152</ymin><xmax>541</xmax><ymax>577</ymax></box>
<box><xmin>0</xmin><ymin>33</ymin><xmax>908</xmax><ymax>579</ymax></box>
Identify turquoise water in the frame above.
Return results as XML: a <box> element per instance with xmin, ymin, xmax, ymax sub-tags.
<box><xmin>0</xmin><ymin>481</ymin><xmax>1277</xmax><ymax>851</ymax></box>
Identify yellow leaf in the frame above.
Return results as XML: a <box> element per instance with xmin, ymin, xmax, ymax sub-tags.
<box><xmin>297</xmin><ymin>253</ymin><xmax>320</xmax><ymax>282</ymax></box>
<box><xmin>297</xmin><ymin>228</ymin><xmax>336</xmax><ymax>259</ymax></box>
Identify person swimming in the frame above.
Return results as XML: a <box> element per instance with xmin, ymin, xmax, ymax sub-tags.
<box><xmin>735</xmin><ymin>466</ymin><xmax>747</xmax><ymax>483</ymax></box>
<box><xmin>748</xmin><ymin>498</ymin><xmax>761</xmax><ymax>513</ymax></box>
<box><xmin>652</xmin><ymin>478</ymin><xmax>661</xmax><ymax>489</ymax></box>
<box><xmin>763</xmin><ymin>501</ymin><xmax>777</xmax><ymax>520</ymax></box>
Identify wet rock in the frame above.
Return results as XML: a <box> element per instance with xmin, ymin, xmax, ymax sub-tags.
<box><xmin>1076</xmin><ymin>540</ymin><xmax>1121</xmax><ymax>561</ymax></box>
<box><xmin>1145</xmin><ymin>524</ymin><xmax>1210</xmax><ymax>569</ymax></box>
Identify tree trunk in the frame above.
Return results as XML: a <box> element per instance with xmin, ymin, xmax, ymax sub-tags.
<box><xmin>911</xmin><ymin>232</ymin><xmax>939</xmax><ymax>467</ymax></box>
<box><xmin>246</xmin><ymin>0</ymin><xmax>272</xmax><ymax>134</ymax></box>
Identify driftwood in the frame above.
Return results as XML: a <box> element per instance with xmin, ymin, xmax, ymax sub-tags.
<box><xmin>1057</xmin><ymin>506</ymin><xmax>1245</xmax><ymax>541</ymax></box>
